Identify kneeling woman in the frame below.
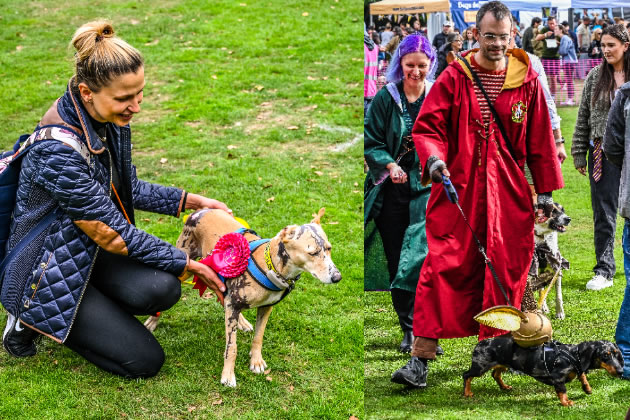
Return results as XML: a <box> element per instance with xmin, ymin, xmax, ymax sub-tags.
<box><xmin>364</xmin><ymin>35</ymin><xmax>437</xmax><ymax>354</ymax></box>
<box><xmin>1</xmin><ymin>21</ymin><xmax>228</xmax><ymax>378</ymax></box>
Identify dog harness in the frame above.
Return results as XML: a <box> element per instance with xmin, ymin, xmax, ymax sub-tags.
<box><xmin>216</xmin><ymin>228</ymin><xmax>298</xmax><ymax>302</ymax></box>
<box><xmin>542</xmin><ymin>341</ymin><xmax>583</xmax><ymax>377</ymax></box>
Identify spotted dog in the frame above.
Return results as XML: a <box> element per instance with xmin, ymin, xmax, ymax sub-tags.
<box><xmin>144</xmin><ymin>207</ymin><xmax>341</xmax><ymax>387</ymax></box>
<box><xmin>522</xmin><ymin>203</ymin><xmax>571</xmax><ymax>318</ymax></box>
<box><xmin>463</xmin><ymin>335</ymin><xmax>624</xmax><ymax>406</ymax></box>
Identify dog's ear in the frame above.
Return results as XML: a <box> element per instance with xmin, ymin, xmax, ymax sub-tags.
<box><xmin>281</xmin><ymin>225</ymin><xmax>299</xmax><ymax>243</ymax></box>
<box><xmin>311</xmin><ymin>207</ymin><xmax>325</xmax><ymax>224</ymax></box>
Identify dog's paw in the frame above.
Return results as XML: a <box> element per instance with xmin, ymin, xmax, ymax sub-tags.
<box><xmin>463</xmin><ymin>391</ymin><xmax>474</xmax><ymax>398</ymax></box>
<box><xmin>556</xmin><ymin>311</ymin><xmax>565</xmax><ymax>320</ymax></box>
<box><xmin>143</xmin><ymin>316</ymin><xmax>159</xmax><ymax>332</ymax></box>
<box><xmin>249</xmin><ymin>355</ymin><xmax>268</xmax><ymax>374</ymax></box>
<box><xmin>238</xmin><ymin>314</ymin><xmax>253</xmax><ymax>332</ymax></box>
<box><xmin>541</xmin><ymin>301</ymin><xmax>550</xmax><ymax>313</ymax></box>
<box><xmin>221</xmin><ymin>373</ymin><xmax>237</xmax><ymax>387</ymax></box>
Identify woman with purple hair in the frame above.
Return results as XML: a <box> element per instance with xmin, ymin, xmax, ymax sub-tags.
<box><xmin>364</xmin><ymin>34</ymin><xmax>442</xmax><ymax>354</ymax></box>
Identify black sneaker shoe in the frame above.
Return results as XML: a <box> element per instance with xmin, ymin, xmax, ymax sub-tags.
<box><xmin>436</xmin><ymin>345</ymin><xmax>444</xmax><ymax>356</ymax></box>
<box><xmin>391</xmin><ymin>356</ymin><xmax>428</xmax><ymax>388</ymax></box>
<box><xmin>399</xmin><ymin>330</ymin><xmax>413</xmax><ymax>353</ymax></box>
<box><xmin>3</xmin><ymin>314</ymin><xmax>38</xmax><ymax>357</ymax></box>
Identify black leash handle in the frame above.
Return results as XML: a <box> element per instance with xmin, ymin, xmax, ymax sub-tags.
<box><xmin>458</xmin><ymin>56</ymin><xmax>519</xmax><ymax>165</ymax></box>
<box><xmin>442</xmin><ymin>175</ymin><xmax>512</xmax><ymax>307</ymax></box>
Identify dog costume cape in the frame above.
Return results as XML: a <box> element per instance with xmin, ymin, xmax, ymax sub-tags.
<box><xmin>412</xmin><ymin>49</ymin><xmax>564</xmax><ymax>340</ymax></box>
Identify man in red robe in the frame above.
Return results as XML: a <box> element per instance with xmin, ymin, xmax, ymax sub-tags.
<box><xmin>391</xmin><ymin>1</ymin><xmax>564</xmax><ymax>388</ymax></box>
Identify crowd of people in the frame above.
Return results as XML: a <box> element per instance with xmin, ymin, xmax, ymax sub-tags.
<box><xmin>364</xmin><ymin>1</ymin><xmax>630</xmax><ymax>389</ymax></box>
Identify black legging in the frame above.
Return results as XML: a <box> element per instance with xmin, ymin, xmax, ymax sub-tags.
<box><xmin>64</xmin><ymin>250</ymin><xmax>181</xmax><ymax>378</ymax></box>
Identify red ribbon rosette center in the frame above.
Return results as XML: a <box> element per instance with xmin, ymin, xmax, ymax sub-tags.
<box><xmin>193</xmin><ymin>232</ymin><xmax>250</xmax><ymax>297</ymax></box>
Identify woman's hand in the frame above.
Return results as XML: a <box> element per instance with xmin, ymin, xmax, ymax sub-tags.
<box><xmin>576</xmin><ymin>166</ymin><xmax>587</xmax><ymax>176</ymax></box>
<box><xmin>556</xmin><ymin>143</ymin><xmax>567</xmax><ymax>164</ymax></box>
<box><xmin>186</xmin><ymin>193</ymin><xmax>233</xmax><ymax>216</ymax></box>
<box><xmin>186</xmin><ymin>259</ymin><xmax>226</xmax><ymax>305</ymax></box>
<box><xmin>388</xmin><ymin>163</ymin><xmax>408</xmax><ymax>184</ymax></box>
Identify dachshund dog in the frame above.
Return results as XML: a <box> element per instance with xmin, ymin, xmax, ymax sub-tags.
<box><xmin>463</xmin><ymin>335</ymin><xmax>624</xmax><ymax>406</ymax></box>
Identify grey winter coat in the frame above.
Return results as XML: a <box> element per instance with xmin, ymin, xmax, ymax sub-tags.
<box><xmin>572</xmin><ymin>65</ymin><xmax>613</xmax><ymax>169</ymax></box>
<box><xmin>603</xmin><ymin>81</ymin><xmax>630</xmax><ymax>218</ymax></box>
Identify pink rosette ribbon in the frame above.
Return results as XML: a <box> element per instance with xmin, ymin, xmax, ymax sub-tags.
<box><xmin>193</xmin><ymin>232</ymin><xmax>250</xmax><ymax>297</ymax></box>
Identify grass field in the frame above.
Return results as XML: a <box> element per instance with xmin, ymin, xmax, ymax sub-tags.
<box><xmin>364</xmin><ymin>106</ymin><xmax>630</xmax><ymax>419</ymax></box>
<box><xmin>0</xmin><ymin>1</ymin><xmax>363</xmax><ymax>419</ymax></box>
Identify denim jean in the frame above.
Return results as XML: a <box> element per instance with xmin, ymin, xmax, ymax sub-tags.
<box><xmin>616</xmin><ymin>218</ymin><xmax>630</xmax><ymax>378</ymax></box>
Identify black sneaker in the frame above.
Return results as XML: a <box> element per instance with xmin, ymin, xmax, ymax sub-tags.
<box><xmin>391</xmin><ymin>356</ymin><xmax>428</xmax><ymax>388</ymax></box>
<box><xmin>436</xmin><ymin>345</ymin><xmax>444</xmax><ymax>356</ymax></box>
<box><xmin>3</xmin><ymin>313</ymin><xmax>38</xmax><ymax>357</ymax></box>
<box><xmin>399</xmin><ymin>330</ymin><xmax>413</xmax><ymax>353</ymax></box>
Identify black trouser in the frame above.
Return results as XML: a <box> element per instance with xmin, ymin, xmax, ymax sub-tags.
<box><xmin>64</xmin><ymin>251</ymin><xmax>181</xmax><ymax>378</ymax></box>
<box><xmin>374</xmin><ymin>180</ymin><xmax>414</xmax><ymax>332</ymax></box>
<box><xmin>588</xmin><ymin>145</ymin><xmax>621</xmax><ymax>279</ymax></box>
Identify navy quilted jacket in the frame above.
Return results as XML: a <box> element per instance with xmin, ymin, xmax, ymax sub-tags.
<box><xmin>0</xmin><ymin>84</ymin><xmax>188</xmax><ymax>343</ymax></box>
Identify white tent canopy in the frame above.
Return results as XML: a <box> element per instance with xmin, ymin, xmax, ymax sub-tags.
<box><xmin>369</xmin><ymin>0</ymin><xmax>450</xmax><ymax>15</ymax></box>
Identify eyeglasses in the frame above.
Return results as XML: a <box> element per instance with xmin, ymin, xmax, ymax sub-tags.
<box><xmin>480</xmin><ymin>33</ymin><xmax>511</xmax><ymax>44</ymax></box>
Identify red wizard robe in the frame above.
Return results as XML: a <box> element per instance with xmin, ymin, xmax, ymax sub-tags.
<box><xmin>412</xmin><ymin>49</ymin><xmax>564</xmax><ymax>341</ymax></box>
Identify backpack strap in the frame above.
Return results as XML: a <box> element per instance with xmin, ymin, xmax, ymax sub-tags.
<box><xmin>17</xmin><ymin>125</ymin><xmax>90</xmax><ymax>163</ymax></box>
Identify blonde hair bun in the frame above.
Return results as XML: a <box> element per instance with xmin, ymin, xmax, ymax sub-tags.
<box><xmin>70</xmin><ymin>20</ymin><xmax>143</xmax><ymax>91</ymax></box>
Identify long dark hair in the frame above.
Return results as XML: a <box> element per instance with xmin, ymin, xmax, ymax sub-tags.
<box><xmin>592</xmin><ymin>24</ymin><xmax>630</xmax><ymax>107</ymax></box>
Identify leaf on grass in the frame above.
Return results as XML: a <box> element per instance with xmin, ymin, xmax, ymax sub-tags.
<box><xmin>266</xmin><ymin>375</ymin><xmax>272</xmax><ymax>381</ymax></box>
<box><xmin>202</xmin><ymin>291</ymin><xmax>214</xmax><ymax>299</ymax></box>
<box><xmin>264</xmin><ymin>368</ymin><xmax>271</xmax><ymax>374</ymax></box>
<box><xmin>289</xmin><ymin>385</ymin><xmax>295</xmax><ymax>391</ymax></box>
<box><xmin>376</xmin><ymin>308</ymin><xmax>386</xmax><ymax>312</ymax></box>
<box><xmin>16</xmin><ymin>45</ymin><xmax>23</xmax><ymax>51</ymax></box>
<box><xmin>46</xmin><ymin>80</ymin><xmax>52</xmax><ymax>85</ymax></box>
<box><xmin>287</xmin><ymin>126</ymin><xmax>299</xmax><ymax>130</ymax></box>
<box><xmin>53</xmin><ymin>360</ymin><xmax>58</xmax><ymax>365</ymax></box>
<box><xmin>187</xmin><ymin>406</ymin><xmax>197</xmax><ymax>413</ymax></box>
<box><xmin>307</xmin><ymin>76</ymin><xmax>317</xmax><ymax>81</ymax></box>
<box><xmin>255</xmin><ymin>85</ymin><xmax>264</xmax><ymax>91</ymax></box>
<box><xmin>159</xmin><ymin>158</ymin><xmax>168</xmax><ymax>164</ymax></box>
<box><xmin>354</xmin><ymin>182</ymin><xmax>359</xmax><ymax>187</ymax></box>
<box><xmin>302</xmin><ymin>12</ymin><xmax>309</xmax><ymax>16</ymax></box>
<box><xmin>330</xmin><ymin>338</ymin><xmax>334</xmax><ymax>342</ymax></box>
<box><xmin>144</xmin><ymin>39</ymin><xmax>159</xmax><ymax>46</ymax></box>
<box><xmin>327</xmin><ymin>221</ymin><xmax>339</xmax><ymax>225</ymax></box>
<box><xmin>212</xmin><ymin>399</ymin><xmax>223</xmax><ymax>406</ymax></box>
<box><xmin>211</xmin><ymin>75</ymin><xmax>218</xmax><ymax>79</ymax></box>
<box><xmin>314</xmin><ymin>171</ymin><xmax>324</xmax><ymax>176</ymax></box>
<box><xmin>266</xmin><ymin>196</ymin><xmax>275</xmax><ymax>202</ymax></box>
<box><xmin>227</xmin><ymin>145</ymin><xmax>238</xmax><ymax>150</ymax></box>
<box><xmin>263</xmin><ymin>184</ymin><xmax>272</xmax><ymax>189</ymax></box>
<box><xmin>130</xmin><ymin>19</ymin><xmax>140</xmax><ymax>25</ymax></box>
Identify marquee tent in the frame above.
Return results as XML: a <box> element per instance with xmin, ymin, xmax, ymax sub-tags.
<box><xmin>369</xmin><ymin>0</ymin><xmax>450</xmax><ymax>15</ymax></box>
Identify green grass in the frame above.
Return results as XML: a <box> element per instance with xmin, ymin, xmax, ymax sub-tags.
<box><xmin>0</xmin><ymin>1</ymin><xmax>363</xmax><ymax>418</ymax></box>
<box><xmin>364</xmin><ymin>107</ymin><xmax>630</xmax><ymax>419</ymax></box>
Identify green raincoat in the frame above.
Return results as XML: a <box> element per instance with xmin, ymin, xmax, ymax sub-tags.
<box><xmin>364</xmin><ymin>81</ymin><xmax>432</xmax><ymax>292</ymax></box>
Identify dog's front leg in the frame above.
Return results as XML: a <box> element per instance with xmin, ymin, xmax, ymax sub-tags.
<box><xmin>578</xmin><ymin>373</ymin><xmax>592</xmax><ymax>394</ymax></box>
<box><xmin>555</xmin><ymin>275</ymin><xmax>565</xmax><ymax>320</ymax></box>
<box><xmin>221</xmin><ymin>295</ymin><xmax>240</xmax><ymax>387</ymax></box>
<box><xmin>249</xmin><ymin>305</ymin><xmax>273</xmax><ymax>374</ymax></box>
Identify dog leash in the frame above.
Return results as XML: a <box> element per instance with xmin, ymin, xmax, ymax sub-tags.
<box><xmin>442</xmin><ymin>175</ymin><xmax>513</xmax><ymax>307</ymax></box>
